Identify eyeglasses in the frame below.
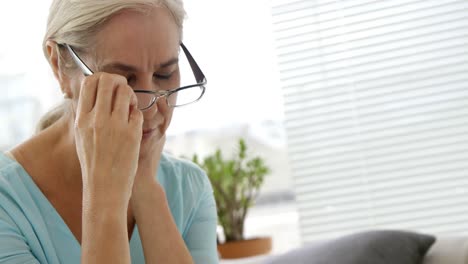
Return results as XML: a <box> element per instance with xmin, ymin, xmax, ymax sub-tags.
<box><xmin>62</xmin><ymin>43</ymin><xmax>206</xmax><ymax>110</ymax></box>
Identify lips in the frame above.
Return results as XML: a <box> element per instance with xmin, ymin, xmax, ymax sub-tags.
<box><xmin>142</xmin><ymin>128</ymin><xmax>156</xmax><ymax>140</ymax></box>
<box><xmin>143</xmin><ymin>128</ymin><xmax>156</xmax><ymax>134</ymax></box>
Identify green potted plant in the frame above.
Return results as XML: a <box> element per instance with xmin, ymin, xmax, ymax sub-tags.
<box><xmin>192</xmin><ymin>138</ymin><xmax>271</xmax><ymax>259</ymax></box>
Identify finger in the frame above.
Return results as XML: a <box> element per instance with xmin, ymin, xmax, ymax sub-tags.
<box><xmin>127</xmin><ymin>97</ymin><xmax>138</xmax><ymax>123</ymax></box>
<box><xmin>131</xmin><ymin>91</ymin><xmax>138</xmax><ymax>108</ymax></box>
<box><xmin>77</xmin><ymin>75</ymin><xmax>99</xmax><ymax>115</ymax></box>
<box><xmin>113</xmin><ymin>85</ymin><xmax>135</xmax><ymax>120</ymax></box>
<box><xmin>95</xmin><ymin>74</ymin><xmax>126</xmax><ymax>116</ymax></box>
<box><xmin>129</xmin><ymin>107</ymin><xmax>143</xmax><ymax>131</ymax></box>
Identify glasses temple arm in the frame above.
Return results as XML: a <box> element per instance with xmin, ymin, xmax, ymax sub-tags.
<box><xmin>180</xmin><ymin>43</ymin><xmax>206</xmax><ymax>84</ymax></box>
<box><xmin>64</xmin><ymin>44</ymin><xmax>94</xmax><ymax>76</ymax></box>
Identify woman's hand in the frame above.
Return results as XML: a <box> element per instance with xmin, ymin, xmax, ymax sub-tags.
<box><xmin>131</xmin><ymin>134</ymin><xmax>166</xmax><ymax>203</ymax></box>
<box><xmin>74</xmin><ymin>73</ymin><xmax>143</xmax><ymax>208</ymax></box>
<box><xmin>128</xmin><ymin>133</ymin><xmax>194</xmax><ymax>264</ymax></box>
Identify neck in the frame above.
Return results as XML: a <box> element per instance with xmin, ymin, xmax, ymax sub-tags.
<box><xmin>51</xmin><ymin>115</ymin><xmax>83</xmax><ymax>187</ymax></box>
<box><xmin>12</xmin><ymin>112</ymin><xmax>82</xmax><ymax>191</ymax></box>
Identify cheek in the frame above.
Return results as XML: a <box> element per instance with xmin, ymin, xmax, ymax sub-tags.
<box><xmin>69</xmin><ymin>72</ymin><xmax>84</xmax><ymax>96</ymax></box>
<box><xmin>143</xmin><ymin>100</ymin><xmax>174</xmax><ymax>125</ymax></box>
<box><xmin>161</xmin><ymin>105</ymin><xmax>174</xmax><ymax>126</ymax></box>
<box><xmin>158</xmin><ymin>105</ymin><xmax>174</xmax><ymax>133</ymax></box>
<box><xmin>68</xmin><ymin>76</ymin><xmax>84</xmax><ymax>112</ymax></box>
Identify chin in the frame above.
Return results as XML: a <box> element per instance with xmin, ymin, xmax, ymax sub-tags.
<box><xmin>138</xmin><ymin>142</ymin><xmax>153</xmax><ymax>161</ymax></box>
<box><xmin>139</xmin><ymin>128</ymin><xmax>163</xmax><ymax>151</ymax></box>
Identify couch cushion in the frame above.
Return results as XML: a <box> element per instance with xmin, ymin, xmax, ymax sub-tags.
<box><xmin>423</xmin><ymin>236</ymin><xmax>468</xmax><ymax>264</ymax></box>
<box><xmin>263</xmin><ymin>230</ymin><xmax>436</xmax><ymax>264</ymax></box>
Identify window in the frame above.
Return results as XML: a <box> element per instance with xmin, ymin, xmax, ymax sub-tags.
<box><xmin>272</xmin><ymin>0</ymin><xmax>468</xmax><ymax>242</ymax></box>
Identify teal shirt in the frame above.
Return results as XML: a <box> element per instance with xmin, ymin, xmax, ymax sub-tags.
<box><xmin>0</xmin><ymin>152</ymin><xmax>218</xmax><ymax>264</ymax></box>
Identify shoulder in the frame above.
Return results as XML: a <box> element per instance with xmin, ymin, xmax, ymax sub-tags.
<box><xmin>157</xmin><ymin>152</ymin><xmax>215</xmax><ymax>230</ymax></box>
<box><xmin>0</xmin><ymin>153</ymin><xmax>43</xmax><ymax>240</ymax></box>
<box><xmin>0</xmin><ymin>159</ymin><xmax>20</xmax><ymax>218</ymax></box>
<box><xmin>0</xmin><ymin>152</ymin><xmax>17</xmax><ymax>175</ymax></box>
<box><xmin>0</xmin><ymin>153</ymin><xmax>37</xmax><ymax>217</ymax></box>
<box><xmin>0</xmin><ymin>153</ymin><xmax>27</xmax><ymax>196</ymax></box>
<box><xmin>0</xmin><ymin>153</ymin><xmax>47</xmax><ymax>228</ymax></box>
<box><xmin>159</xmin><ymin>152</ymin><xmax>205</xmax><ymax>175</ymax></box>
<box><xmin>158</xmin><ymin>152</ymin><xmax>212</xmax><ymax>194</ymax></box>
<box><xmin>0</xmin><ymin>154</ymin><xmax>59</xmax><ymax>263</ymax></box>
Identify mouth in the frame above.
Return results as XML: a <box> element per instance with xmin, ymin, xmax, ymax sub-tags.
<box><xmin>142</xmin><ymin>128</ymin><xmax>157</xmax><ymax>140</ymax></box>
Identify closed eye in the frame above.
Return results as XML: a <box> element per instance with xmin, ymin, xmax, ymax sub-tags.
<box><xmin>154</xmin><ymin>72</ymin><xmax>173</xmax><ymax>80</ymax></box>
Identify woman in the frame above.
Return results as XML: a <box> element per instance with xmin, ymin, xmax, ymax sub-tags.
<box><xmin>0</xmin><ymin>0</ymin><xmax>218</xmax><ymax>263</ymax></box>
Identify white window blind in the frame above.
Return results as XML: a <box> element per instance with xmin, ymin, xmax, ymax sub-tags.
<box><xmin>271</xmin><ymin>0</ymin><xmax>468</xmax><ymax>242</ymax></box>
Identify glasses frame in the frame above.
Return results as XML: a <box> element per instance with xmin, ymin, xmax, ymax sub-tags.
<box><xmin>62</xmin><ymin>42</ymin><xmax>207</xmax><ymax>110</ymax></box>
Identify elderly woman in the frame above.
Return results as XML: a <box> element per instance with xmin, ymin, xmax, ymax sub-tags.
<box><xmin>0</xmin><ymin>0</ymin><xmax>217</xmax><ymax>263</ymax></box>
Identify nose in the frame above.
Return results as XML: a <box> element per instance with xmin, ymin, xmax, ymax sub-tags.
<box><xmin>134</xmin><ymin>75</ymin><xmax>159</xmax><ymax>111</ymax></box>
<box><xmin>144</xmin><ymin>96</ymin><xmax>163</xmax><ymax>112</ymax></box>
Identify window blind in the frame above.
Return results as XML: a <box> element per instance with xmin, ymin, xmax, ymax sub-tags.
<box><xmin>271</xmin><ymin>0</ymin><xmax>468</xmax><ymax>242</ymax></box>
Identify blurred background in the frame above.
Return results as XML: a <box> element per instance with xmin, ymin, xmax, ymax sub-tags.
<box><xmin>1</xmin><ymin>0</ymin><xmax>468</xmax><ymax>257</ymax></box>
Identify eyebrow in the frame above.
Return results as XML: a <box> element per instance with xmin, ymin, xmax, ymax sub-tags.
<box><xmin>101</xmin><ymin>57</ymin><xmax>179</xmax><ymax>72</ymax></box>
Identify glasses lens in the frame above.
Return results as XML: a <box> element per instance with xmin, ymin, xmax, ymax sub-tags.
<box><xmin>168</xmin><ymin>85</ymin><xmax>205</xmax><ymax>107</ymax></box>
<box><xmin>135</xmin><ymin>92</ymin><xmax>155</xmax><ymax>110</ymax></box>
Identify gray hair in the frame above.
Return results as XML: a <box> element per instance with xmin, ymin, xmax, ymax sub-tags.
<box><xmin>36</xmin><ymin>0</ymin><xmax>186</xmax><ymax>133</ymax></box>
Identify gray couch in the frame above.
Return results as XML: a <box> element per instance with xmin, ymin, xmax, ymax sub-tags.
<box><xmin>220</xmin><ymin>233</ymin><xmax>468</xmax><ymax>264</ymax></box>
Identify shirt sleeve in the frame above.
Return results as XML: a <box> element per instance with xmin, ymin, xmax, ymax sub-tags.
<box><xmin>183</xmin><ymin>181</ymin><xmax>219</xmax><ymax>264</ymax></box>
<box><xmin>0</xmin><ymin>206</ymin><xmax>40</xmax><ymax>264</ymax></box>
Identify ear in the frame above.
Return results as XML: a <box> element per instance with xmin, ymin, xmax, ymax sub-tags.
<box><xmin>46</xmin><ymin>40</ymin><xmax>73</xmax><ymax>98</ymax></box>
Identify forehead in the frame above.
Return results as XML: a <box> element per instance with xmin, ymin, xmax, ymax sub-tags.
<box><xmin>93</xmin><ymin>7</ymin><xmax>180</xmax><ymax>66</ymax></box>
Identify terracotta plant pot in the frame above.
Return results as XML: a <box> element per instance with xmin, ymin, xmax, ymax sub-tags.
<box><xmin>218</xmin><ymin>237</ymin><xmax>272</xmax><ymax>259</ymax></box>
